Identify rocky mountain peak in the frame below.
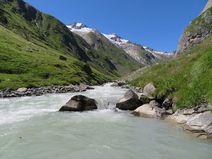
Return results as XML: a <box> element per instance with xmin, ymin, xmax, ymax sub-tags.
<box><xmin>68</xmin><ymin>23</ymin><xmax>87</xmax><ymax>29</ymax></box>
<box><xmin>202</xmin><ymin>0</ymin><xmax>212</xmax><ymax>13</ymax></box>
<box><xmin>103</xmin><ymin>33</ymin><xmax>129</xmax><ymax>45</ymax></box>
<box><xmin>67</xmin><ymin>23</ymin><xmax>95</xmax><ymax>33</ymax></box>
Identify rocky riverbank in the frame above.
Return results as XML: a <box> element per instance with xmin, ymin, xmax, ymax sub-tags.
<box><xmin>112</xmin><ymin>81</ymin><xmax>212</xmax><ymax>139</ymax></box>
<box><xmin>0</xmin><ymin>83</ymin><xmax>94</xmax><ymax>98</ymax></box>
<box><xmin>166</xmin><ymin>105</ymin><xmax>212</xmax><ymax>139</ymax></box>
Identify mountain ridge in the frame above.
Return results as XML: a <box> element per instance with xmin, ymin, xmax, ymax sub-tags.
<box><xmin>68</xmin><ymin>22</ymin><xmax>174</xmax><ymax>65</ymax></box>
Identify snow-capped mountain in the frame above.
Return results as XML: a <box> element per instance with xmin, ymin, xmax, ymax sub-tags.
<box><xmin>103</xmin><ymin>33</ymin><xmax>174</xmax><ymax>64</ymax></box>
<box><xmin>67</xmin><ymin>23</ymin><xmax>174</xmax><ymax>65</ymax></box>
<box><xmin>67</xmin><ymin>23</ymin><xmax>98</xmax><ymax>46</ymax></box>
<box><xmin>67</xmin><ymin>23</ymin><xmax>95</xmax><ymax>33</ymax></box>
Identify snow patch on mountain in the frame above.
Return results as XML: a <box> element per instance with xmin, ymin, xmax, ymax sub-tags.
<box><xmin>143</xmin><ymin>46</ymin><xmax>174</xmax><ymax>56</ymax></box>
<box><xmin>67</xmin><ymin>23</ymin><xmax>95</xmax><ymax>33</ymax></box>
<box><xmin>103</xmin><ymin>33</ymin><xmax>129</xmax><ymax>46</ymax></box>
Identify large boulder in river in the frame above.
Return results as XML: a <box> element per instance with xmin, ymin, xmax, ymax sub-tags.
<box><xmin>59</xmin><ymin>95</ymin><xmax>97</xmax><ymax>112</ymax></box>
<box><xmin>116</xmin><ymin>90</ymin><xmax>140</xmax><ymax>110</ymax></box>
<box><xmin>143</xmin><ymin>83</ymin><xmax>156</xmax><ymax>98</ymax></box>
<box><xmin>132</xmin><ymin>104</ymin><xmax>165</xmax><ymax>118</ymax></box>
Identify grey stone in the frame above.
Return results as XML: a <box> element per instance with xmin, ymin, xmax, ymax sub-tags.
<box><xmin>59</xmin><ymin>95</ymin><xmax>97</xmax><ymax>112</ymax></box>
<box><xmin>143</xmin><ymin>83</ymin><xmax>156</xmax><ymax>98</ymax></box>
<box><xmin>116</xmin><ymin>90</ymin><xmax>139</xmax><ymax>110</ymax></box>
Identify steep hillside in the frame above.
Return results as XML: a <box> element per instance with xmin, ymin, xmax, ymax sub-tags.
<box><xmin>68</xmin><ymin>23</ymin><xmax>173</xmax><ymax>66</ymax></box>
<box><xmin>131</xmin><ymin>4</ymin><xmax>212</xmax><ymax>109</ymax></box>
<box><xmin>0</xmin><ymin>0</ymin><xmax>140</xmax><ymax>89</ymax></box>
<box><xmin>177</xmin><ymin>5</ymin><xmax>212</xmax><ymax>53</ymax></box>
<box><xmin>0</xmin><ymin>0</ymin><xmax>91</xmax><ymax>61</ymax></box>
<box><xmin>0</xmin><ymin>24</ymin><xmax>110</xmax><ymax>89</ymax></box>
<box><xmin>67</xmin><ymin>23</ymin><xmax>141</xmax><ymax>75</ymax></box>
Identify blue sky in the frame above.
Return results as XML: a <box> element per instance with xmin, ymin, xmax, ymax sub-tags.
<box><xmin>25</xmin><ymin>0</ymin><xmax>207</xmax><ymax>52</ymax></box>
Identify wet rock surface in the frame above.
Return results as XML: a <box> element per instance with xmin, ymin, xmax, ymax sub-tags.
<box><xmin>59</xmin><ymin>95</ymin><xmax>97</xmax><ymax>112</ymax></box>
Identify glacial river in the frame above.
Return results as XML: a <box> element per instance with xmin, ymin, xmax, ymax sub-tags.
<box><xmin>0</xmin><ymin>84</ymin><xmax>212</xmax><ymax>159</ymax></box>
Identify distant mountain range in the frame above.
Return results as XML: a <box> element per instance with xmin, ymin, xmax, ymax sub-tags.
<box><xmin>67</xmin><ymin>23</ymin><xmax>174</xmax><ymax>65</ymax></box>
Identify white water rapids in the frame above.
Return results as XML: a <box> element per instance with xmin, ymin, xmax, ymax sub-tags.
<box><xmin>0</xmin><ymin>83</ymin><xmax>212</xmax><ymax>159</ymax></box>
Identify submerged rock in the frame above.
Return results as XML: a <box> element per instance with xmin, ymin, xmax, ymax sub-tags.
<box><xmin>59</xmin><ymin>95</ymin><xmax>97</xmax><ymax>112</ymax></box>
<box><xmin>116</xmin><ymin>89</ymin><xmax>140</xmax><ymax>110</ymax></box>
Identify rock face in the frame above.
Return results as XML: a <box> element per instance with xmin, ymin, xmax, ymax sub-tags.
<box><xmin>116</xmin><ymin>90</ymin><xmax>140</xmax><ymax>110</ymax></box>
<box><xmin>59</xmin><ymin>95</ymin><xmax>97</xmax><ymax>112</ymax></box>
<box><xmin>177</xmin><ymin>2</ymin><xmax>212</xmax><ymax>53</ymax></box>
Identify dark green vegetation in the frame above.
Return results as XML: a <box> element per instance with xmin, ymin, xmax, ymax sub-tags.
<box><xmin>0</xmin><ymin>0</ymin><xmax>139</xmax><ymax>89</ymax></box>
<box><xmin>131</xmin><ymin>37</ymin><xmax>212</xmax><ymax>109</ymax></box>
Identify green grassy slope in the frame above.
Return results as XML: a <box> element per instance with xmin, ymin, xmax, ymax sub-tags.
<box><xmin>131</xmin><ymin>37</ymin><xmax>212</xmax><ymax>109</ymax></box>
<box><xmin>0</xmin><ymin>0</ymin><xmax>140</xmax><ymax>89</ymax></box>
<box><xmin>0</xmin><ymin>25</ymin><xmax>111</xmax><ymax>89</ymax></box>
